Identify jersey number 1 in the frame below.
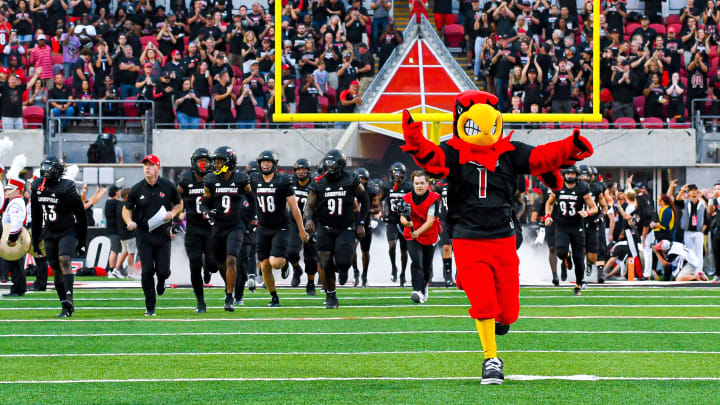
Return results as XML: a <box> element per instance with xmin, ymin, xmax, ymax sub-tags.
<box><xmin>477</xmin><ymin>167</ymin><xmax>487</xmax><ymax>199</ymax></box>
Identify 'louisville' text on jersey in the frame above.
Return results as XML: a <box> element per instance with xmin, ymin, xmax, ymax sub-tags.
<box><xmin>215</xmin><ymin>187</ymin><xmax>239</xmax><ymax>193</ymax></box>
<box><xmin>36</xmin><ymin>196</ymin><xmax>59</xmax><ymax>204</ymax></box>
<box><xmin>324</xmin><ymin>190</ymin><xmax>347</xmax><ymax>198</ymax></box>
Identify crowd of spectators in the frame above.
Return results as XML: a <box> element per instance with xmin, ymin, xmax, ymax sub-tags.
<box><xmin>0</xmin><ymin>0</ymin><xmax>716</xmax><ymax>129</ymax></box>
<box><xmin>0</xmin><ymin>0</ymin><xmax>395</xmax><ymax>130</ymax></box>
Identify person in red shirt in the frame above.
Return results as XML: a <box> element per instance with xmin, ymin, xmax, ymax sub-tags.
<box><xmin>400</xmin><ymin>170</ymin><xmax>441</xmax><ymax>304</ymax></box>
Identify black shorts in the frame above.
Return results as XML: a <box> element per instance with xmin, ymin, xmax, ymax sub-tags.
<box><xmin>288</xmin><ymin>221</ymin><xmax>318</xmax><ymax>261</ymax></box>
<box><xmin>545</xmin><ymin>222</ymin><xmax>556</xmax><ymax>248</ymax></box>
<box><xmin>185</xmin><ymin>226</ymin><xmax>214</xmax><ymax>260</ymax></box>
<box><xmin>555</xmin><ymin>225</ymin><xmax>585</xmax><ymax>256</ymax></box>
<box><xmin>583</xmin><ymin>220</ymin><xmax>600</xmax><ymax>254</ymax></box>
<box><xmin>256</xmin><ymin>225</ymin><xmax>288</xmax><ymax>261</ymax></box>
<box><xmin>108</xmin><ymin>234</ymin><xmax>121</xmax><ymax>253</ymax></box>
<box><xmin>386</xmin><ymin>221</ymin><xmax>402</xmax><ymax>241</ymax></box>
<box><xmin>212</xmin><ymin>227</ymin><xmax>245</xmax><ymax>260</ymax></box>
<box><xmin>316</xmin><ymin>225</ymin><xmax>356</xmax><ymax>256</ymax></box>
<box><xmin>359</xmin><ymin>222</ymin><xmax>373</xmax><ymax>251</ymax></box>
<box><xmin>438</xmin><ymin>218</ymin><xmax>451</xmax><ymax>245</ymax></box>
<box><xmin>610</xmin><ymin>243</ymin><xmax>630</xmax><ymax>261</ymax></box>
<box><xmin>44</xmin><ymin>232</ymin><xmax>77</xmax><ymax>258</ymax></box>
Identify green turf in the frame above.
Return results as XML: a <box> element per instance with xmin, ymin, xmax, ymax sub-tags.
<box><xmin>1</xmin><ymin>286</ymin><xmax>718</xmax><ymax>403</ymax></box>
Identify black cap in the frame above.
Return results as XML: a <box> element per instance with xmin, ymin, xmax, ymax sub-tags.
<box><xmin>688</xmin><ymin>184</ymin><xmax>698</xmax><ymax>190</ymax></box>
<box><xmin>527</xmin><ymin>66</ymin><xmax>538</xmax><ymax>73</ymax></box>
<box><xmin>108</xmin><ymin>185</ymin><xmax>120</xmax><ymax>196</ymax></box>
<box><xmin>641</xmin><ymin>14</ymin><xmax>649</xmax><ymax>20</ymax></box>
<box><xmin>610</xmin><ymin>27</ymin><xmax>620</xmax><ymax>34</ymax></box>
<box><xmin>582</xmin><ymin>47</ymin><xmax>592</xmax><ymax>54</ymax></box>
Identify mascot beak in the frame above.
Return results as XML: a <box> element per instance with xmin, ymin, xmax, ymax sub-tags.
<box><xmin>456</xmin><ymin>104</ymin><xmax>503</xmax><ymax>146</ymax></box>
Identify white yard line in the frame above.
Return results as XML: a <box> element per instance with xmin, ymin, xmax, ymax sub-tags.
<box><xmin>2</xmin><ymin>376</ymin><xmax>720</xmax><ymax>384</ymax></box>
<box><xmin>1</xmin><ymin>349</ymin><xmax>718</xmax><ymax>358</ymax></box>
<box><xmin>1</xmin><ymin>304</ymin><xmax>719</xmax><ymax>310</ymax></box>
<box><xmin>1</xmin><ymin>330</ymin><xmax>718</xmax><ymax>338</ymax></box>
<box><xmin>2</xmin><ymin>295</ymin><xmax>719</xmax><ymax>301</ymax></box>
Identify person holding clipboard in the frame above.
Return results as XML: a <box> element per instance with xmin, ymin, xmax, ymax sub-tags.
<box><xmin>122</xmin><ymin>155</ymin><xmax>183</xmax><ymax>316</ymax></box>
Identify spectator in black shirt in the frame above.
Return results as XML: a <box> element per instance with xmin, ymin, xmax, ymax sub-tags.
<box><xmin>378</xmin><ymin>23</ymin><xmax>402</xmax><ymax>71</ymax></box>
<box><xmin>135</xmin><ymin>63</ymin><xmax>157</xmax><ymax>116</ymax></box>
<box><xmin>520</xmin><ymin>57</ymin><xmax>543</xmax><ymax>112</ymax></box>
<box><xmin>1</xmin><ymin>72</ymin><xmax>33</xmax><ymax>130</ymax></box>
<box><xmin>210</xmin><ymin>52</ymin><xmax>235</xmax><ymax>87</ymax></box>
<box><xmin>550</xmin><ymin>59</ymin><xmax>573</xmax><ymax>113</ymax></box>
<box><xmin>666</xmin><ymin>72</ymin><xmax>686</xmax><ymax>120</ymax></box>
<box><xmin>711</xmin><ymin>69</ymin><xmax>720</xmax><ymax>131</ymax></box>
<box><xmin>298</xmin><ymin>39</ymin><xmax>320</xmax><ymax>77</ymax></box>
<box><xmin>492</xmin><ymin>1</ymin><xmax>516</xmax><ymax>36</ymax></box>
<box><xmin>163</xmin><ymin>50</ymin><xmax>186</xmax><ymax>91</ymax></box>
<box><xmin>603</xmin><ymin>0</ymin><xmax>626</xmax><ymax>35</ymax></box>
<box><xmin>176</xmin><ymin>78</ymin><xmax>202</xmax><ymax>129</ymax></box>
<box><xmin>344</xmin><ymin>5</ymin><xmax>367</xmax><ymax>46</ymax></box>
<box><xmin>117</xmin><ymin>45</ymin><xmax>141</xmax><ymax>99</ymax></box>
<box><xmin>236</xmin><ymin>84</ymin><xmax>258</xmax><ymax>128</ymax></box>
<box><xmin>643</xmin><ymin>72</ymin><xmax>666</xmax><ymax>119</ymax></box>
<box><xmin>48</xmin><ymin>73</ymin><xmax>75</xmax><ymax>131</ymax></box>
<box><xmin>687</xmin><ymin>52</ymin><xmax>708</xmax><ymax>118</ymax></box>
<box><xmin>242</xmin><ymin>62</ymin><xmax>267</xmax><ymax>108</ymax></box>
<box><xmin>663</xmin><ymin>29</ymin><xmax>684</xmax><ymax>74</ymax></box>
<box><xmin>356</xmin><ymin>43</ymin><xmax>374</xmax><ymax>94</ymax></box>
<box><xmin>464</xmin><ymin>0</ymin><xmax>482</xmax><ymax>70</ymax></box>
<box><xmin>631</xmin><ymin>15</ymin><xmax>657</xmax><ymax>47</ymax></box>
<box><xmin>213</xmin><ymin>70</ymin><xmax>235</xmax><ymax>125</ymax></box>
<box><xmin>298</xmin><ymin>73</ymin><xmax>320</xmax><ymax>113</ymax></box>
<box><xmin>338</xmin><ymin>80</ymin><xmax>361</xmax><ymax>113</ymax></box>
<box><xmin>92</xmin><ymin>42</ymin><xmax>114</xmax><ymax>97</ymax></box>
<box><xmin>153</xmin><ymin>71</ymin><xmax>175</xmax><ymax>125</ymax></box>
<box><xmin>282</xmin><ymin>64</ymin><xmax>298</xmax><ymax>113</ymax></box>
<box><xmin>610</xmin><ymin>59</ymin><xmax>636</xmax><ymax>119</ymax></box>
<box><xmin>337</xmin><ymin>49</ymin><xmax>359</xmax><ymax>92</ymax></box>
<box><xmin>193</xmin><ymin>61</ymin><xmax>212</xmax><ymax>110</ymax></box>
<box><xmin>71</xmin><ymin>48</ymin><xmax>92</xmax><ymax>96</ymax></box>
<box><xmin>491</xmin><ymin>34</ymin><xmax>518</xmax><ymax>112</ymax></box>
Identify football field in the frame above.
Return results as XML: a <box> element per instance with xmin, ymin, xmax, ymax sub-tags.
<box><xmin>0</xmin><ymin>286</ymin><xmax>719</xmax><ymax>404</ymax></box>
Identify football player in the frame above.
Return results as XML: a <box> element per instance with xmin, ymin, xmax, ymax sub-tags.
<box><xmin>202</xmin><ymin>146</ymin><xmax>254</xmax><ymax>312</ymax></box>
<box><xmin>250</xmin><ymin>150</ymin><xmax>308</xmax><ymax>307</ymax></box>
<box><xmin>580</xmin><ymin>165</ymin><xmax>608</xmax><ymax>285</ymax></box>
<box><xmin>177</xmin><ymin>148</ymin><xmax>217</xmax><ymax>313</ymax></box>
<box><xmin>304</xmin><ymin>150</ymin><xmax>369</xmax><ymax>308</ymax></box>
<box><xmin>287</xmin><ymin>158</ymin><xmax>319</xmax><ymax>295</ymax></box>
<box><xmin>545</xmin><ymin>166</ymin><xmax>598</xmax><ymax>295</ymax></box>
<box><xmin>381</xmin><ymin>162</ymin><xmax>413</xmax><ymax>286</ymax></box>
<box><xmin>352</xmin><ymin>168</ymin><xmax>380</xmax><ymax>287</ymax></box>
<box><xmin>31</xmin><ymin>157</ymin><xmax>88</xmax><ymax>317</ymax></box>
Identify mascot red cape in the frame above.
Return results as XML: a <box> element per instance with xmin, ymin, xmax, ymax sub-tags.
<box><xmin>401</xmin><ymin>90</ymin><xmax>593</xmax><ymax>385</ymax></box>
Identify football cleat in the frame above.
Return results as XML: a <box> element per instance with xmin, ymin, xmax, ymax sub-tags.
<box><xmin>144</xmin><ymin>309</ymin><xmax>157</xmax><ymax>316</ymax></box>
<box><xmin>353</xmin><ymin>269</ymin><xmax>360</xmax><ymax>287</ymax></box>
<box><xmin>195</xmin><ymin>301</ymin><xmax>207</xmax><ymax>314</ymax></box>
<box><xmin>203</xmin><ymin>270</ymin><xmax>212</xmax><ymax>284</ymax></box>
<box><xmin>224</xmin><ymin>295</ymin><xmax>234</xmax><ymax>312</ymax></box>
<box><xmin>391</xmin><ymin>268</ymin><xmax>398</xmax><ymax>283</ymax></box>
<box><xmin>291</xmin><ymin>268</ymin><xmax>302</xmax><ymax>287</ymax></box>
<box><xmin>281</xmin><ymin>262</ymin><xmax>290</xmax><ymax>279</ymax></box>
<box><xmin>411</xmin><ymin>291</ymin><xmax>423</xmax><ymax>303</ymax></box>
<box><xmin>268</xmin><ymin>296</ymin><xmax>280</xmax><ymax>307</ymax></box>
<box><xmin>325</xmin><ymin>292</ymin><xmax>339</xmax><ymax>309</ymax></box>
<box><xmin>306</xmin><ymin>281</ymin><xmax>316</xmax><ymax>296</ymax></box>
<box><xmin>61</xmin><ymin>299</ymin><xmax>74</xmax><ymax>317</ymax></box>
<box><xmin>399</xmin><ymin>272</ymin><xmax>406</xmax><ymax>288</ymax></box>
<box><xmin>560</xmin><ymin>262</ymin><xmax>568</xmax><ymax>281</ymax></box>
<box><xmin>573</xmin><ymin>286</ymin><xmax>582</xmax><ymax>296</ymax></box>
<box><xmin>56</xmin><ymin>308</ymin><xmax>70</xmax><ymax>318</ymax></box>
<box><xmin>248</xmin><ymin>275</ymin><xmax>256</xmax><ymax>292</ymax></box>
<box><xmin>495</xmin><ymin>322</ymin><xmax>510</xmax><ymax>336</ymax></box>
<box><xmin>156</xmin><ymin>279</ymin><xmax>166</xmax><ymax>296</ymax></box>
<box><xmin>481</xmin><ymin>357</ymin><xmax>504</xmax><ymax>385</ymax></box>
<box><xmin>552</xmin><ymin>276</ymin><xmax>560</xmax><ymax>286</ymax></box>
<box><xmin>597</xmin><ymin>273</ymin><xmax>605</xmax><ymax>284</ymax></box>
<box><xmin>234</xmin><ymin>298</ymin><xmax>244</xmax><ymax>305</ymax></box>
<box><xmin>581</xmin><ymin>282</ymin><xmax>588</xmax><ymax>290</ymax></box>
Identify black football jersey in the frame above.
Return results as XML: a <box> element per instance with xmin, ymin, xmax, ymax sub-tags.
<box><xmin>310</xmin><ymin>171</ymin><xmax>361</xmax><ymax>228</ymax></box>
<box><xmin>178</xmin><ymin>171</ymin><xmax>210</xmax><ymax>230</ymax></box>
<box><xmin>293</xmin><ymin>177</ymin><xmax>311</xmax><ymax>214</ymax></box>
<box><xmin>364</xmin><ymin>181</ymin><xmax>380</xmax><ymax>221</ymax></box>
<box><xmin>250</xmin><ymin>172</ymin><xmax>294</xmax><ymax>228</ymax></box>
<box><xmin>555</xmin><ymin>181</ymin><xmax>591</xmax><ymax>227</ymax></box>
<box><xmin>440</xmin><ymin>141</ymin><xmax>532</xmax><ymax>239</ymax></box>
<box><xmin>382</xmin><ymin>180</ymin><xmax>413</xmax><ymax>223</ymax></box>
<box><xmin>587</xmin><ymin>181</ymin><xmax>604</xmax><ymax>219</ymax></box>
<box><xmin>31</xmin><ymin>178</ymin><xmax>87</xmax><ymax>242</ymax></box>
<box><xmin>204</xmin><ymin>170</ymin><xmax>251</xmax><ymax>231</ymax></box>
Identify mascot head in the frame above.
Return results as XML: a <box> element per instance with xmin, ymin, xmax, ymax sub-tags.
<box><xmin>453</xmin><ymin>91</ymin><xmax>504</xmax><ymax>147</ymax></box>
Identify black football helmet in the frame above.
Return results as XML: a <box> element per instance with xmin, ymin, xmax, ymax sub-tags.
<box><xmin>39</xmin><ymin>156</ymin><xmax>65</xmax><ymax>184</ymax></box>
<box><xmin>323</xmin><ymin>149</ymin><xmax>347</xmax><ymax>179</ymax></box>
<box><xmin>390</xmin><ymin>162</ymin><xmax>406</xmax><ymax>183</ymax></box>
<box><xmin>257</xmin><ymin>150</ymin><xmax>279</xmax><ymax>175</ymax></box>
<box><xmin>590</xmin><ymin>167</ymin><xmax>598</xmax><ymax>178</ymax></box>
<box><xmin>355</xmin><ymin>168</ymin><xmax>370</xmax><ymax>182</ymax></box>
<box><xmin>294</xmin><ymin>158</ymin><xmax>311</xmax><ymax>180</ymax></box>
<box><xmin>579</xmin><ymin>164</ymin><xmax>591</xmax><ymax>181</ymax></box>
<box><xmin>191</xmin><ymin>147</ymin><xmax>211</xmax><ymax>176</ymax></box>
<box><xmin>562</xmin><ymin>165</ymin><xmax>579</xmax><ymax>184</ymax></box>
<box><xmin>212</xmin><ymin>146</ymin><xmax>237</xmax><ymax>175</ymax></box>
<box><xmin>247</xmin><ymin>160</ymin><xmax>259</xmax><ymax>174</ymax></box>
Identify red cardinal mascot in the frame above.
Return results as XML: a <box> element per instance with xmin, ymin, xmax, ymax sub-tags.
<box><xmin>401</xmin><ymin>90</ymin><xmax>593</xmax><ymax>385</ymax></box>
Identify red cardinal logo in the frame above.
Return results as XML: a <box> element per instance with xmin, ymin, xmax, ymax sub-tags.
<box><xmin>160</xmin><ymin>192</ymin><xmax>165</xmax><ymax>198</ymax></box>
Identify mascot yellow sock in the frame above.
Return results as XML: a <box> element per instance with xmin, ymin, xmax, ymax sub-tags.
<box><xmin>475</xmin><ymin>318</ymin><xmax>497</xmax><ymax>359</ymax></box>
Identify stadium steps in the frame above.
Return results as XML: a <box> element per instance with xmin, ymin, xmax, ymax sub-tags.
<box><xmin>391</xmin><ymin>1</ymin><xmax>483</xmax><ymax>90</ymax></box>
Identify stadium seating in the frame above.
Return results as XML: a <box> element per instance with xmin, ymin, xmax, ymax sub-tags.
<box><xmin>641</xmin><ymin>117</ymin><xmax>664</xmax><ymax>129</ymax></box>
<box><xmin>444</xmin><ymin>24</ymin><xmax>464</xmax><ymax>47</ymax></box>
<box><xmin>614</xmin><ymin>117</ymin><xmax>637</xmax><ymax>129</ymax></box>
<box><xmin>23</xmin><ymin>106</ymin><xmax>44</xmax><ymax>129</ymax></box>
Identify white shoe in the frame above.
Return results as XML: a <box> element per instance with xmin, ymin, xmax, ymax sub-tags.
<box><xmin>107</xmin><ymin>270</ymin><xmax>117</xmax><ymax>279</ymax></box>
<box><xmin>411</xmin><ymin>291</ymin><xmax>423</xmax><ymax>303</ymax></box>
<box><xmin>113</xmin><ymin>269</ymin><xmax>125</xmax><ymax>279</ymax></box>
<box><xmin>422</xmin><ymin>285</ymin><xmax>429</xmax><ymax>303</ymax></box>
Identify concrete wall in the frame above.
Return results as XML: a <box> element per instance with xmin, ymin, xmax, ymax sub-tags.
<box><xmin>511</xmin><ymin>129</ymin><xmax>696</xmax><ymax>167</ymax></box>
<box><xmin>153</xmin><ymin>128</ymin><xmax>345</xmax><ymax>167</ymax></box>
<box><xmin>0</xmin><ymin>130</ymin><xmax>45</xmax><ymax>167</ymax></box>
<box><xmin>685</xmin><ymin>166</ymin><xmax>720</xmax><ymax>189</ymax></box>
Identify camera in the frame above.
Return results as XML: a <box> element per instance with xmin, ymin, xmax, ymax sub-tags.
<box><xmin>391</xmin><ymin>200</ymin><xmax>412</xmax><ymax>218</ymax></box>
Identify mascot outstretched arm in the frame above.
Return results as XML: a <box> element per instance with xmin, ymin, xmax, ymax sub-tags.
<box><xmin>400</xmin><ymin>90</ymin><xmax>593</xmax><ymax>385</ymax></box>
